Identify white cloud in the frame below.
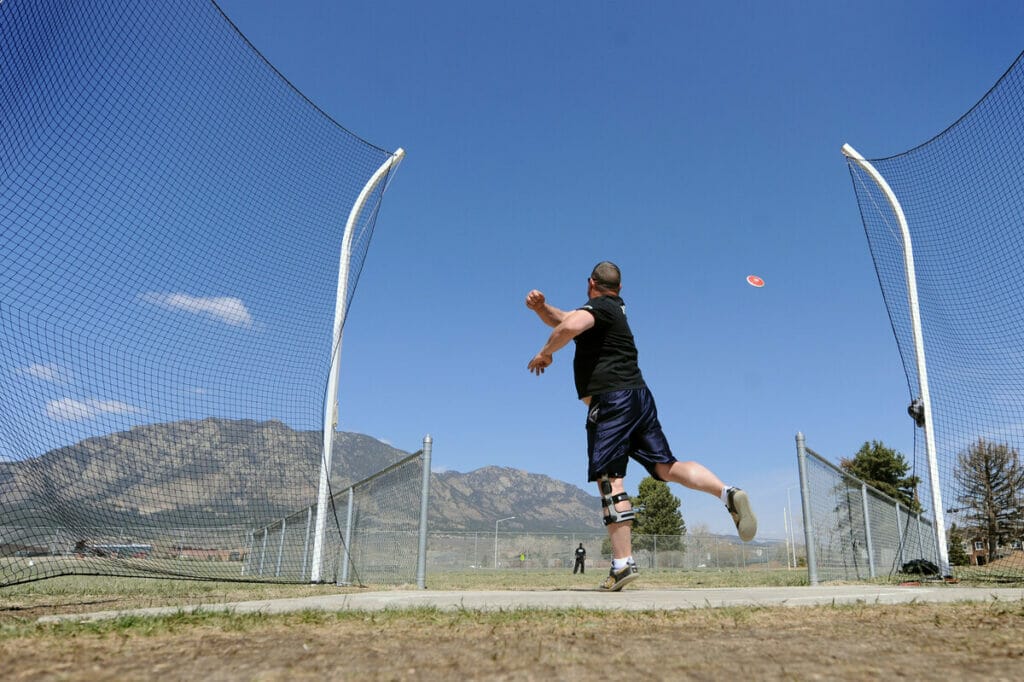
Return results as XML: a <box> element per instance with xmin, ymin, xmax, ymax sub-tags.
<box><xmin>46</xmin><ymin>398</ymin><xmax>141</xmax><ymax>422</ymax></box>
<box><xmin>18</xmin><ymin>363</ymin><xmax>66</xmax><ymax>383</ymax></box>
<box><xmin>142</xmin><ymin>292</ymin><xmax>254</xmax><ymax>328</ymax></box>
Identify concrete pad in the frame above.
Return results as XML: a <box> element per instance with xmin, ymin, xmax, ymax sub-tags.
<box><xmin>37</xmin><ymin>584</ymin><xmax>1024</xmax><ymax>624</ymax></box>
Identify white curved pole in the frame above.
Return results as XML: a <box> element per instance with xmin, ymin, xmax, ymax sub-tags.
<box><xmin>842</xmin><ymin>143</ymin><xmax>949</xmax><ymax>575</ymax></box>
<box><xmin>310</xmin><ymin>147</ymin><xmax>405</xmax><ymax>583</ymax></box>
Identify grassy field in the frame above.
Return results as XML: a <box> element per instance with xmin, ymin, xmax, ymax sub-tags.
<box><xmin>0</xmin><ymin>568</ymin><xmax>807</xmax><ymax>618</ymax></box>
<box><xmin>2</xmin><ymin>569</ymin><xmax>1023</xmax><ymax>680</ymax></box>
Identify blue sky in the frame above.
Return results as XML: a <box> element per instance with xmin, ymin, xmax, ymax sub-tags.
<box><xmin>209</xmin><ymin>0</ymin><xmax>1024</xmax><ymax>537</ymax></box>
<box><xmin>5</xmin><ymin>1</ymin><xmax>1021</xmax><ymax>540</ymax></box>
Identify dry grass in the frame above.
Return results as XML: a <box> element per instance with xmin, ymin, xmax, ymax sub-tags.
<box><xmin>3</xmin><ymin>570</ymin><xmax>1024</xmax><ymax>680</ymax></box>
<box><xmin>1</xmin><ymin>602</ymin><xmax>1023</xmax><ymax>680</ymax></box>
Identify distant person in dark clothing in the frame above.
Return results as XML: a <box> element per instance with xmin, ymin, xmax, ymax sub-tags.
<box><xmin>573</xmin><ymin>543</ymin><xmax>587</xmax><ymax>574</ymax></box>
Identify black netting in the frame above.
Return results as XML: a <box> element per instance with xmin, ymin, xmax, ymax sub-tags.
<box><xmin>0</xmin><ymin>0</ymin><xmax>401</xmax><ymax>586</ymax></box>
<box><xmin>846</xmin><ymin>50</ymin><xmax>1024</xmax><ymax>580</ymax></box>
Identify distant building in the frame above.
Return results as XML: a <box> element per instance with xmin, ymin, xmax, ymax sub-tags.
<box><xmin>177</xmin><ymin>547</ymin><xmax>243</xmax><ymax>562</ymax></box>
<box><xmin>78</xmin><ymin>543</ymin><xmax>152</xmax><ymax>559</ymax></box>
<box><xmin>1</xmin><ymin>544</ymin><xmax>49</xmax><ymax>557</ymax></box>
<box><xmin>966</xmin><ymin>534</ymin><xmax>1023</xmax><ymax>566</ymax></box>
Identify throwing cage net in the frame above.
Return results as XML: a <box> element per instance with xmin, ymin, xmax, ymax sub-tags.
<box><xmin>845</xmin><ymin>50</ymin><xmax>1024</xmax><ymax>580</ymax></box>
<box><xmin>0</xmin><ymin>0</ymin><xmax>402</xmax><ymax>586</ymax></box>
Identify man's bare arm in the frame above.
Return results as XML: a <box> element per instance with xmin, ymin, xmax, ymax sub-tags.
<box><xmin>527</xmin><ymin>309</ymin><xmax>595</xmax><ymax>375</ymax></box>
<box><xmin>525</xmin><ymin>289</ymin><xmax>567</xmax><ymax>328</ymax></box>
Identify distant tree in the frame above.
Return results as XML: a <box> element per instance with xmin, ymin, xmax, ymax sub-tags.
<box><xmin>686</xmin><ymin>522</ymin><xmax>715</xmax><ymax>568</ymax></box>
<box><xmin>946</xmin><ymin>523</ymin><xmax>971</xmax><ymax>567</ymax></box>
<box><xmin>632</xmin><ymin>477</ymin><xmax>685</xmax><ymax>552</ymax></box>
<box><xmin>954</xmin><ymin>438</ymin><xmax>1024</xmax><ymax>561</ymax></box>
<box><xmin>840</xmin><ymin>440</ymin><xmax>920</xmax><ymax>511</ymax></box>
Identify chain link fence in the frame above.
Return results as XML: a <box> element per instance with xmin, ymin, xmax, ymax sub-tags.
<box><xmin>2</xmin><ymin>525</ymin><xmax>793</xmax><ymax>587</ymax></box>
<box><xmin>426</xmin><ymin>530</ymin><xmax>791</xmax><ymax>573</ymax></box>
<box><xmin>4</xmin><ymin>432</ymin><xmax>800</xmax><ymax>587</ymax></box>
<box><xmin>1</xmin><ymin>443</ymin><xmax>432</xmax><ymax>588</ymax></box>
<box><xmin>796</xmin><ymin>433</ymin><xmax>939</xmax><ymax>583</ymax></box>
<box><xmin>245</xmin><ymin>445</ymin><xmax>430</xmax><ymax>587</ymax></box>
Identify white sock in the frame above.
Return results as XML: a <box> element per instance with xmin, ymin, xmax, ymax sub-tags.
<box><xmin>720</xmin><ymin>487</ymin><xmax>731</xmax><ymax>504</ymax></box>
<box><xmin>612</xmin><ymin>556</ymin><xmax>634</xmax><ymax>570</ymax></box>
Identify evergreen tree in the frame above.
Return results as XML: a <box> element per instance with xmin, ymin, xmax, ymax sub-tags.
<box><xmin>632</xmin><ymin>477</ymin><xmax>686</xmax><ymax>551</ymax></box>
<box><xmin>840</xmin><ymin>440</ymin><xmax>920</xmax><ymax>511</ymax></box>
<box><xmin>946</xmin><ymin>523</ymin><xmax>971</xmax><ymax>567</ymax></box>
<box><xmin>954</xmin><ymin>438</ymin><xmax>1024</xmax><ymax>561</ymax></box>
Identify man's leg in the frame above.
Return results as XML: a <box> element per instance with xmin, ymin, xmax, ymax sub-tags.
<box><xmin>653</xmin><ymin>460</ymin><xmax>724</xmax><ymax>494</ymax></box>
<box><xmin>600</xmin><ymin>475</ymin><xmax>633</xmax><ymax>559</ymax></box>
<box><xmin>597</xmin><ymin>475</ymin><xmax>639</xmax><ymax>591</ymax></box>
<box><xmin>653</xmin><ymin>460</ymin><xmax>757</xmax><ymax>541</ymax></box>
<box><xmin>586</xmin><ymin>391</ymin><xmax>643</xmax><ymax>590</ymax></box>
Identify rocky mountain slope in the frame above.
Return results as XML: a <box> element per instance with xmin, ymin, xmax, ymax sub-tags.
<box><xmin>0</xmin><ymin>418</ymin><xmax>603</xmax><ymax>532</ymax></box>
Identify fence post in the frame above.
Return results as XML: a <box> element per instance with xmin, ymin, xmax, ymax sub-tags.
<box><xmin>301</xmin><ymin>507</ymin><xmax>312</xmax><ymax>580</ymax></box>
<box><xmin>895</xmin><ymin>503</ymin><xmax>904</xmax><ymax>569</ymax></box>
<box><xmin>796</xmin><ymin>432</ymin><xmax>819</xmax><ymax>585</ymax></box>
<box><xmin>242</xmin><ymin>530</ymin><xmax>253</xmax><ymax>576</ymax></box>
<box><xmin>417</xmin><ymin>435</ymin><xmax>432</xmax><ymax>589</ymax></box>
<box><xmin>258</xmin><ymin>527</ymin><xmax>268</xmax><ymax>576</ymax></box>
<box><xmin>861</xmin><ymin>483</ymin><xmax>876</xmax><ymax>578</ymax></box>
<box><xmin>339</xmin><ymin>487</ymin><xmax>354</xmax><ymax>585</ymax></box>
<box><xmin>274</xmin><ymin>518</ymin><xmax>287</xmax><ymax>577</ymax></box>
<box><xmin>921</xmin><ymin>507</ymin><xmax>929</xmax><ymax>561</ymax></box>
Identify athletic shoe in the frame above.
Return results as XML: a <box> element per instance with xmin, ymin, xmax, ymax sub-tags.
<box><xmin>599</xmin><ymin>562</ymin><xmax>639</xmax><ymax>592</ymax></box>
<box><xmin>726</xmin><ymin>487</ymin><xmax>757</xmax><ymax>542</ymax></box>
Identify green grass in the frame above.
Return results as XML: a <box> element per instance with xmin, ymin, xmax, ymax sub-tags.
<box><xmin>0</xmin><ymin>604</ymin><xmax>755</xmax><ymax>641</ymax></box>
<box><xmin>20</xmin><ymin>564</ymin><xmax>1006</xmax><ymax>632</ymax></box>
<box><xmin>1</xmin><ymin>567</ymin><xmax>1018</xmax><ymax>643</ymax></box>
<box><xmin>0</xmin><ymin>567</ymin><xmax>808</xmax><ymax>628</ymax></box>
<box><xmin>0</xmin><ymin>574</ymin><xmax>345</xmax><ymax>616</ymax></box>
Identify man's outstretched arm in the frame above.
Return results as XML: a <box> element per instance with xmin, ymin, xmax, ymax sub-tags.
<box><xmin>528</xmin><ymin>309</ymin><xmax>594</xmax><ymax>375</ymax></box>
<box><xmin>525</xmin><ymin>289</ymin><xmax>568</xmax><ymax>328</ymax></box>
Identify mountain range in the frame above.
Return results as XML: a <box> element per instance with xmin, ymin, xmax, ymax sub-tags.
<box><xmin>0</xmin><ymin>418</ymin><xmax>604</xmax><ymax>533</ymax></box>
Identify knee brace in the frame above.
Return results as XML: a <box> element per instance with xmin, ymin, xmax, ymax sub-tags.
<box><xmin>599</xmin><ymin>475</ymin><xmax>637</xmax><ymax>526</ymax></box>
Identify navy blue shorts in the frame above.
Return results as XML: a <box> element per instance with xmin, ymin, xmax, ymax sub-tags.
<box><xmin>586</xmin><ymin>387</ymin><xmax>676</xmax><ymax>482</ymax></box>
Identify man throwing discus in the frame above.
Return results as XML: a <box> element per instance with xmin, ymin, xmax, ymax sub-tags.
<box><xmin>526</xmin><ymin>261</ymin><xmax>757</xmax><ymax>591</ymax></box>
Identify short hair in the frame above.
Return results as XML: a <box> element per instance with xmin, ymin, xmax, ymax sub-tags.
<box><xmin>590</xmin><ymin>261</ymin><xmax>621</xmax><ymax>293</ymax></box>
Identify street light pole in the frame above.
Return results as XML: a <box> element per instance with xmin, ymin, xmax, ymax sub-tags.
<box><xmin>494</xmin><ymin>516</ymin><xmax>515</xmax><ymax>569</ymax></box>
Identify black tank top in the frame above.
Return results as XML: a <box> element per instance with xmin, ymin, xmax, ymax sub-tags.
<box><xmin>572</xmin><ymin>295</ymin><xmax>646</xmax><ymax>398</ymax></box>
